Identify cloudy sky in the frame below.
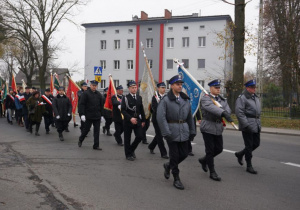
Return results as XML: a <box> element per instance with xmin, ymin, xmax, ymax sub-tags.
<box><xmin>54</xmin><ymin>0</ymin><xmax>260</xmax><ymax>81</ymax></box>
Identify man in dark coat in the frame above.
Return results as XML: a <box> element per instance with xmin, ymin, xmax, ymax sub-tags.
<box><xmin>111</xmin><ymin>85</ymin><xmax>124</xmax><ymax>146</ymax></box>
<box><xmin>121</xmin><ymin>81</ymin><xmax>146</xmax><ymax>161</ymax></box>
<box><xmin>78</xmin><ymin>80</ymin><xmax>104</xmax><ymax>150</ymax></box>
<box><xmin>52</xmin><ymin>87</ymin><xmax>72</xmax><ymax>141</ymax></box>
<box><xmin>157</xmin><ymin>75</ymin><xmax>196</xmax><ymax>190</ymax></box>
<box><xmin>77</xmin><ymin>82</ymin><xmax>88</xmax><ymax>133</ymax></box>
<box><xmin>5</xmin><ymin>89</ymin><xmax>16</xmax><ymax>124</ymax></box>
<box><xmin>21</xmin><ymin>87</ymin><xmax>32</xmax><ymax>131</ymax></box>
<box><xmin>148</xmin><ymin>82</ymin><xmax>168</xmax><ymax>159</ymax></box>
<box><xmin>102</xmin><ymin>87</ymin><xmax>113</xmax><ymax>136</ymax></box>
<box><xmin>235</xmin><ymin>79</ymin><xmax>261</xmax><ymax>174</ymax></box>
<box><xmin>42</xmin><ymin>88</ymin><xmax>54</xmax><ymax>134</ymax></box>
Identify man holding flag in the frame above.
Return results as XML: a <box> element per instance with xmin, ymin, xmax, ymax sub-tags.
<box><xmin>111</xmin><ymin>85</ymin><xmax>124</xmax><ymax>146</ymax></box>
<box><xmin>21</xmin><ymin>87</ymin><xmax>32</xmax><ymax>131</ymax></box>
<box><xmin>42</xmin><ymin>88</ymin><xmax>54</xmax><ymax>134</ymax></box>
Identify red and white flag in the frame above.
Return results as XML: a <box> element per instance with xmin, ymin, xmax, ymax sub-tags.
<box><xmin>66</xmin><ymin>76</ymin><xmax>80</xmax><ymax>115</ymax></box>
<box><xmin>104</xmin><ymin>76</ymin><xmax>116</xmax><ymax>111</ymax></box>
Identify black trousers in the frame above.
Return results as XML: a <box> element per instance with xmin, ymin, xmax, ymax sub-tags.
<box><xmin>79</xmin><ymin>115</ymin><xmax>86</xmax><ymax>132</ymax></box>
<box><xmin>240</xmin><ymin>131</ymin><xmax>260</xmax><ymax>166</ymax></box>
<box><xmin>44</xmin><ymin>115</ymin><xmax>53</xmax><ymax>132</ymax></box>
<box><xmin>114</xmin><ymin>121</ymin><xmax>124</xmax><ymax>144</ymax></box>
<box><xmin>202</xmin><ymin>132</ymin><xmax>223</xmax><ymax>172</ymax></box>
<box><xmin>167</xmin><ymin>140</ymin><xmax>189</xmax><ymax>175</ymax></box>
<box><xmin>104</xmin><ymin>117</ymin><xmax>113</xmax><ymax>131</ymax></box>
<box><xmin>56</xmin><ymin>120</ymin><xmax>69</xmax><ymax>134</ymax></box>
<box><xmin>148</xmin><ymin>121</ymin><xmax>167</xmax><ymax>156</ymax></box>
<box><xmin>123</xmin><ymin>123</ymin><xmax>143</xmax><ymax>158</ymax></box>
<box><xmin>79</xmin><ymin>119</ymin><xmax>101</xmax><ymax>148</ymax></box>
<box><xmin>29</xmin><ymin>120</ymin><xmax>41</xmax><ymax>132</ymax></box>
<box><xmin>24</xmin><ymin>113</ymin><xmax>29</xmax><ymax>129</ymax></box>
<box><xmin>15</xmin><ymin>109</ymin><xmax>22</xmax><ymax>123</ymax></box>
<box><xmin>142</xmin><ymin>118</ymin><xmax>150</xmax><ymax>141</ymax></box>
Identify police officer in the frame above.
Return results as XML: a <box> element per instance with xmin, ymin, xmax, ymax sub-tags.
<box><xmin>121</xmin><ymin>81</ymin><xmax>146</xmax><ymax>161</ymax></box>
<box><xmin>198</xmin><ymin>79</ymin><xmax>233</xmax><ymax>181</ymax></box>
<box><xmin>157</xmin><ymin>75</ymin><xmax>196</xmax><ymax>190</ymax></box>
<box><xmin>52</xmin><ymin>87</ymin><xmax>72</xmax><ymax>141</ymax></box>
<box><xmin>42</xmin><ymin>88</ymin><xmax>54</xmax><ymax>134</ymax></box>
<box><xmin>112</xmin><ymin>85</ymin><xmax>124</xmax><ymax>146</ymax></box>
<box><xmin>77</xmin><ymin>82</ymin><xmax>88</xmax><ymax>133</ymax></box>
<box><xmin>235</xmin><ymin>79</ymin><xmax>261</xmax><ymax>174</ymax></box>
<box><xmin>148</xmin><ymin>82</ymin><xmax>168</xmax><ymax>159</ymax></box>
<box><xmin>102</xmin><ymin>87</ymin><xmax>113</xmax><ymax>136</ymax></box>
<box><xmin>78</xmin><ymin>80</ymin><xmax>104</xmax><ymax>150</ymax></box>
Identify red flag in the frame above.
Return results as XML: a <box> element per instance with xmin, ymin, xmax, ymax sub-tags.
<box><xmin>11</xmin><ymin>74</ymin><xmax>17</xmax><ymax>93</ymax></box>
<box><xmin>104</xmin><ymin>78</ymin><xmax>116</xmax><ymax>111</ymax></box>
<box><xmin>66</xmin><ymin>76</ymin><xmax>80</xmax><ymax>115</ymax></box>
<box><xmin>50</xmin><ymin>73</ymin><xmax>54</xmax><ymax>94</ymax></box>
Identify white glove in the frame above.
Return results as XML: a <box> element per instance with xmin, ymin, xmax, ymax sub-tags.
<box><xmin>81</xmin><ymin>115</ymin><xmax>86</xmax><ymax>122</ymax></box>
<box><xmin>67</xmin><ymin>113</ymin><xmax>71</xmax><ymax>116</ymax></box>
<box><xmin>56</xmin><ymin>115</ymin><xmax>60</xmax><ymax>119</ymax></box>
<box><xmin>118</xmin><ymin>105</ymin><xmax>121</xmax><ymax>110</ymax></box>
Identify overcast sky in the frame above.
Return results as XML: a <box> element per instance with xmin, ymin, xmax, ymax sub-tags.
<box><xmin>54</xmin><ymin>0</ymin><xmax>260</xmax><ymax>81</ymax></box>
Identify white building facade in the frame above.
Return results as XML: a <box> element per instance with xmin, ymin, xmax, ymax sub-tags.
<box><xmin>82</xmin><ymin>10</ymin><xmax>233</xmax><ymax>90</ymax></box>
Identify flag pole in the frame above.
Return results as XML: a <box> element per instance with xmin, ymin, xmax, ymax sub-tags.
<box><xmin>174</xmin><ymin>58</ymin><xmax>238</xmax><ymax>130</ymax></box>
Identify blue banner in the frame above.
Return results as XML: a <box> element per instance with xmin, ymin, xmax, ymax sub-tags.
<box><xmin>178</xmin><ymin>66</ymin><xmax>202</xmax><ymax>117</ymax></box>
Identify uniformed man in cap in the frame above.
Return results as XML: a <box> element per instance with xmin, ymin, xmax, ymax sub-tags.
<box><xmin>148</xmin><ymin>82</ymin><xmax>168</xmax><ymax>159</ymax></box>
<box><xmin>198</xmin><ymin>79</ymin><xmax>233</xmax><ymax>181</ymax></box>
<box><xmin>42</xmin><ymin>88</ymin><xmax>54</xmax><ymax>134</ymax></box>
<box><xmin>78</xmin><ymin>80</ymin><xmax>104</xmax><ymax>150</ymax></box>
<box><xmin>157</xmin><ymin>75</ymin><xmax>196</xmax><ymax>190</ymax></box>
<box><xmin>235</xmin><ymin>79</ymin><xmax>261</xmax><ymax>174</ymax></box>
<box><xmin>77</xmin><ymin>82</ymin><xmax>88</xmax><ymax>133</ymax></box>
<box><xmin>102</xmin><ymin>87</ymin><xmax>113</xmax><ymax>136</ymax></box>
<box><xmin>121</xmin><ymin>80</ymin><xmax>146</xmax><ymax>161</ymax></box>
<box><xmin>112</xmin><ymin>85</ymin><xmax>124</xmax><ymax>146</ymax></box>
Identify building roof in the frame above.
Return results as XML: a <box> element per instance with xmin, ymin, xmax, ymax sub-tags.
<box><xmin>82</xmin><ymin>14</ymin><xmax>232</xmax><ymax>28</ymax></box>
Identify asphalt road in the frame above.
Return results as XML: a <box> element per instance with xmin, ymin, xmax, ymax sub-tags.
<box><xmin>0</xmin><ymin>117</ymin><xmax>299</xmax><ymax>210</ymax></box>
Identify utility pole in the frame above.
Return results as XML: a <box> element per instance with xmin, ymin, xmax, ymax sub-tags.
<box><xmin>256</xmin><ymin>0</ymin><xmax>264</xmax><ymax>106</ymax></box>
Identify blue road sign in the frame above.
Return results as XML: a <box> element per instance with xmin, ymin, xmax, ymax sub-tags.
<box><xmin>94</xmin><ymin>66</ymin><xmax>102</xmax><ymax>76</ymax></box>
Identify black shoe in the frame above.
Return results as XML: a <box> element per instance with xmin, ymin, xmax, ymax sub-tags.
<box><xmin>93</xmin><ymin>147</ymin><xmax>102</xmax><ymax>150</ymax></box>
<box><xmin>74</xmin><ymin>123</ymin><xmax>78</xmax><ymax>127</ymax></box>
<box><xmin>126</xmin><ymin>156</ymin><xmax>135</xmax><ymax>161</ymax></box>
<box><xmin>246</xmin><ymin>166</ymin><xmax>257</xmax><ymax>174</ymax></box>
<box><xmin>106</xmin><ymin>131</ymin><xmax>112</xmax><ymax>136</ymax></box>
<box><xmin>188</xmin><ymin>152</ymin><xmax>194</xmax><ymax>156</ymax></box>
<box><xmin>173</xmin><ymin>175</ymin><xmax>184</xmax><ymax>190</ymax></box>
<box><xmin>163</xmin><ymin>163</ymin><xmax>170</xmax><ymax>179</ymax></box>
<box><xmin>142</xmin><ymin>140</ymin><xmax>148</xmax><ymax>144</ymax></box>
<box><xmin>102</xmin><ymin>126</ymin><xmax>106</xmax><ymax>134</ymax></box>
<box><xmin>9</xmin><ymin>121</ymin><xmax>13</xmax><ymax>125</ymax></box>
<box><xmin>35</xmin><ymin>132</ymin><xmax>40</xmax><ymax>136</ymax></box>
<box><xmin>198</xmin><ymin>157</ymin><xmax>208</xmax><ymax>172</ymax></box>
<box><xmin>59</xmin><ymin>136</ymin><xmax>64</xmax><ymax>141</ymax></box>
<box><xmin>149</xmin><ymin>149</ymin><xmax>155</xmax><ymax>154</ymax></box>
<box><xmin>210</xmin><ymin>172</ymin><xmax>221</xmax><ymax>181</ymax></box>
<box><xmin>132</xmin><ymin>152</ymin><xmax>136</xmax><ymax>159</ymax></box>
<box><xmin>46</xmin><ymin>131</ymin><xmax>49</xmax><ymax>134</ymax></box>
<box><xmin>118</xmin><ymin>143</ymin><xmax>124</xmax><ymax>146</ymax></box>
<box><xmin>235</xmin><ymin>152</ymin><xmax>244</xmax><ymax>166</ymax></box>
<box><xmin>65</xmin><ymin>128</ymin><xmax>70</xmax><ymax>132</ymax></box>
<box><xmin>161</xmin><ymin>155</ymin><xmax>169</xmax><ymax>159</ymax></box>
<box><xmin>78</xmin><ymin>140</ymin><xmax>82</xmax><ymax>147</ymax></box>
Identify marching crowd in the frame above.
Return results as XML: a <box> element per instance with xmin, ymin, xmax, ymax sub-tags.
<box><xmin>0</xmin><ymin>75</ymin><xmax>261</xmax><ymax>190</ymax></box>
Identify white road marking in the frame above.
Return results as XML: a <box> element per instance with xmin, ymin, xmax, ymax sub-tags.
<box><xmin>146</xmin><ymin>134</ymin><xmax>155</xmax><ymax>138</ymax></box>
<box><xmin>281</xmin><ymin>162</ymin><xmax>300</xmax><ymax>168</ymax></box>
<box><xmin>191</xmin><ymin>143</ymin><xmax>197</xmax><ymax>145</ymax></box>
<box><xmin>223</xmin><ymin>149</ymin><xmax>236</xmax><ymax>154</ymax></box>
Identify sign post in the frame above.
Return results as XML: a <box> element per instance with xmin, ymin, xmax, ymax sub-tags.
<box><xmin>94</xmin><ymin>66</ymin><xmax>103</xmax><ymax>83</ymax></box>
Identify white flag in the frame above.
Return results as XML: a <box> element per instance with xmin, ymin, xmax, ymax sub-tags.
<box><xmin>140</xmin><ymin>67</ymin><xmax>155</xmax><ymax>119</ymax></box>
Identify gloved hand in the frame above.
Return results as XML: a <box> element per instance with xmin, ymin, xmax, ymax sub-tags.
<box><xmin>118</xmin><ymin>105</ymin><xmax>121</xmax><ymax>110</ymax></box>
<box><xmin>81</xmin><ymin>115</ymin><xmax>86</xmax><ymax>122</ymax></box>
<box><xmin>67</xmin><ymin>113</ymin><xmax>71</xmax><ymax>116</ymax></box>
<box><xmin>222</xmin><ymin>111</ymin><xmax>233</xmax><ymax>122</ymax></box>
<box><xmin>189</xmin><ymin>134</ymin><xmax>196</xmax><ymax>141</ymax></box>
<box><xmin>56</xmin><ymin>115</ymin><xmax>60</xmax><ymax>119</ymax></box>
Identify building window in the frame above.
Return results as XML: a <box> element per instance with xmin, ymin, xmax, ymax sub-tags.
<box><xmin>198</xmin><ymin>37</ymin><xmax>206</xmax><ymax>47</ymax></box>
<box><xmin>184</xmin><ymin>26</ymin><xmax>189</xmax><ymax>30</ymax></box>
<box><xmin>100</xmin><ymin>60</ymin><xmax>106</xmax><ymax>70</ymax></box>
<box><xmin>200</xmin><ymin>25</ymin><xmax>205</xmax><ymax>29</ymax></box>
<box><xmin>101</xmin><ymin>80</ymin><xmax>106</xmax><ymax>89</ymax></box>
<box><xmin>182</xmin><ymin>59</ymin><xmax>189</xmax><ymax>68</ymax></box>
<box><xmin>197</xmin><ymin>80</ymin><xmax>205</xmax><ymax>87</ymax></box>
<box><xmin>113</xmin><ymin>80</ymin><xmax>119</xmax><ymax>87</ymax></box>
<box><xmin>114</xmin><ymin>40</ymin><xmax>120</xmax><ymax>49</ymax></box>
<box><xmin>168</xmin><ymin>27</ymin><xmax>173</xmax><ymax>31</ymax></box>
<box><xmin>166</xmin><ymin>80</ymin><xmax>170</xmax><ymax>89</ymax></box>
<box><xmin>115</xmin><ymin>30</ymin><xmax>119</xmax><ymax>34</ymax></box>
<box><xmin>148</xmin><ymin>28</ymin><xmax>152</xmax><ymax>32</ymax></box>
<box><xmin>101</xmin><ymin>30</ymin><xmax>106</xmax><ymax>34</ymax></box>
<box><xmin>182</xmin><ymin>37</ymin><xmax>189</xmax><ymax>47</ymax></box>
<box><xmin>146</xmin><ymin>39</ymin><xmax>153</xmax><ymax>48</ymax></box>
<box><xmin>148</xmin><ymin>59</ymin><xmax>153</xmax><ymax>69</ymax></box>
<box><xmin>198</xmin><ymin>59</ymin><xmax>205</xmax><ymax>69</ymax></box>
<box><xmin>127</xmin><ymin>60</ymin><xmax>134</xmax><ymax>70</ymax></box>
<box><xmin>128</xmin><ymin>29</ymin><xmax>133</xmax><ymax>33</ymax></box>
<box><xmin>127</xmin><ymin>39</ymin><xmax>134</xmax><ymax>49</ymax></box>
<box><xmin>114</xmin><ymin>60</ymin><xmax>120</xmax><ymax>70</ymax></box>
<box><xmin>100</xmin><ymin>40</ymin><xmax>106</xmax><ymax>50</ymax></box>
<box><xmin>167</xmin><ymin>59</ymin><xmax>173</xmax><ymax>69</ymax></box>
<box><xmin>167</xmin><ymin>38</ymin><xmax>174</xmax><ymax>48</ymax></box>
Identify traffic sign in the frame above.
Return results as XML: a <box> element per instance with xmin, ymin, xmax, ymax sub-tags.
<box><xmin>95</xmin><ymin>76</ymin><xmax>102</xmax><ymax>82</ymax></box>
<box><xmin>94</xmin><ymin>66</ymin><xmax>102</xmax><ymax>76</ymax></box>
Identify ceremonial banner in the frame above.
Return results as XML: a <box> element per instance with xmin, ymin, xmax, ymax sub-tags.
<box><xmin>104</xmin><ymin>76</ymin><xmax>116</xmax><ymax>111</ymax></box>
<box><xmin>53</xmin><ymin>73</ymin><xmax>60</xmax><ymax>96</ymax></box>
<box><xmin>11</xmin><ymin>74</ymin><xmax>17</xmax><ymax>93</ymax></box>
<box><xmin>178</xmin><ymin>66</ymin><xmax>202</xmax><ymax>117</ymax></box>
<box><xmin>140</xmin><ymin>67</ymin><xmax>155</xmax><ymax>119</ymax></box>
<box><xmin>66</xmin><ymin>76</ymin><xmax>80</xmax><ymax>115</ymax></box>
<box><xmin>50</xmin><ymin>73</ymin><xmax>54</xmax><ymax>94</ymax></box>
<box><xmin>21</xmin><ymin>79</ymin><xmax>27</xmax><ymax>91</ymax></box>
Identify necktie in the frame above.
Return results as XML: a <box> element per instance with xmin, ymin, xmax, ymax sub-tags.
<box><xmin>215</xmin><ymin>96</ymin><xmax>219</xmax><ymax>101</ymax></box>
<box><xmin>176</xmin><ymin>96</ymin><xmax>179</xmax><ymax>101</ymax></box>
<box><xmin>133</xmin><ymin>95</ymin><xmax>136</xmax><ymax>100</ymax></box>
